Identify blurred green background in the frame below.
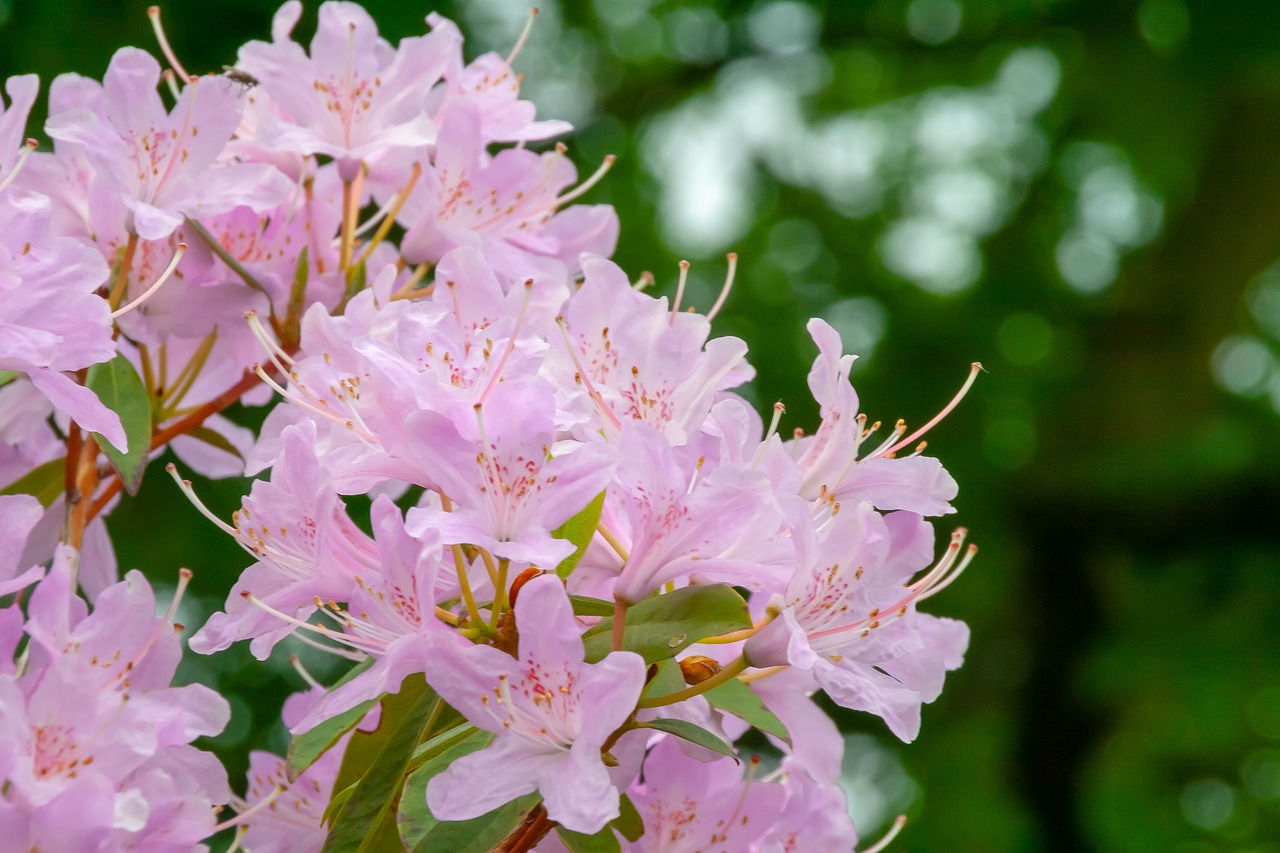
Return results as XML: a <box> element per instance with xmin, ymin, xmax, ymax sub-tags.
<box><xmin>6</xmin><ymin>0</ymin><xmax>1280</xmax><ymax>850</ymax></box>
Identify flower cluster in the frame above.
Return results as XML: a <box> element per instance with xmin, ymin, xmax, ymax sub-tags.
<box><xmin>0</xmin><ymin>513</ymin><xmax>230</xmax><ymax>850</ymax></box>
<box><xmin>0</xmin><ymin>3</ymin><xmax>978</xmax><ymax>850</ymax></box>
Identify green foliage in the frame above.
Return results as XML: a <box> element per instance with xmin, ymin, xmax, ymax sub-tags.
<box><xmin>582</xmin><ymin>584</ymin><xmax>751</xmax><ymax>663</ymax></box>
<box><xmin>639</xmin><ymin>718</ymin><xmax>737</xmax><ymax>760</ymax></box>
<box><xmin>286</xmin><ymin>697</ymin><xmax>378</xmax><ymax>782</ymax></box>
<box><xmin>552</xmin><ymin>491</ymin><xmax>606</xmax><ymax>577</ymax></box>
<box><xmin>86</xmin><ymin>355</ymin><xmax>152</xmax><ymax>494</ymax></box>
<box><xmin>0</xmin><ymin>457</ymin><xmax>65</xmax><ymax>506</ymax></box>
<box><xmin>398</xmin><ymin>727</ymin><xmax>492</xmax><ymax>848</ymax></box>
<box><xmin>703</xmin><ymin>677</ymin><xmax>789</xmax><ymax>742</ymax></box>
<box><xmin>569</xmin><ymin>594</ymin><xmax>617</xmax><ymax>618</ymax></box>
<box><xmin>321</xmin><ymin>676</ymin><xmax>437</xmax><ymax>852</ymax></box>
<box><xmin>410</xmin><ymin>795</ymin><xmax>539</xmax><ymax>853</ymax></box>
<box><xmin>556</xmin><ymin>825</ymin><xmax>622</xmax><ymax>853</ymax></box>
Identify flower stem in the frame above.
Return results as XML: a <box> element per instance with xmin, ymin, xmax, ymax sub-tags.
<box><xmin>106</xmin><ymin>234</ymin><xmax>138</xmax><ymax>310</ymax></box>
<box><xmin>611</xmin><ymin>597</ymin><xmax>627</xmax><ymax>652</ymax></box>
<box><xmin>636</xmin><ymin>655</ymin><xmax>749</xmax><ymax>709</ymax></box>
<box><xmin>184</xmin><ymin>218</ymin><xmax>268</xmax><ymax>294</ymax></box>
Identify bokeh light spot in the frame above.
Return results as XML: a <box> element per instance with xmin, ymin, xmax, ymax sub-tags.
<box><xmin>1180</xmin><ymin>778</ymin><xmax>1235</xmax><ymax>831</ymax></box>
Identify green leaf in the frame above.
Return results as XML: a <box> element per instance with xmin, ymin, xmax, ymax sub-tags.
<box><xmin>552</xmin><ymin>491</ymin><xmax>606</xmax><ymax>578</ymax></box>
<box><xmin>286</xmin><ymin>656</ymin><xmax>379</xmax><ymax>779</ymax></box>
<box><xmin>322</xmin><ymin>676</ymin><xmax>437</xmax><ymax>852</ymax></box>
<box><xmin>85</xmin><ymin>355</ymin><xmax>152</xmax><ymax>494</ymax></box>
<box><xmin>556</xmin><ymin>825</ymin><xmax>622</xmax><ymax>853</ymax></box>
<box><xmin>286</xmin><ymin>696</ymin><xmax>378</xmax><ymax>781</ymax></box>
<box><xmin>582</xmin><ymin>584</ymin><xmax>751</xmax><ymax>663</ymax></box>
<box><xmin>641</xmin><ymin>659</ymin><xmax>685</xmax><ymax>700</ymax></box>
<box><xmin>413</xmin><ymin>795</ymin><xmax>539</xmax><ymax>853</ymax></box>
<box><xmin>0</xmin><ymin>369</ymin><xmax>16</xmax><ymax>387</ymax></box>
<box><xmin>614</xmin><ymin>794</ymin><xmax>644</xmax><ymax>843</ymax></box>
<box><xmin>641</xmin><ymin>718</ymin><xmax>737</xmax><ymax>760</ymax></box>
<box><xmin>1</xmin><ymin>457</ymin><xmax>66</xmax><ymax>507</ymax></box>
<box><xmin>398</xmin><ymin>728</ymin><xmax>492</xmax><ymax>848</ymax></box>
<box><xmin>405</xmin><ymin>722</ymin><xmax>481</xmax><ymax>775</ymax></box>
<box><xmin>322</xmin><ymin>782</ymin><xmax>356</xmax><ymax>828</ymax></box>
<box><xmin>185</xmin><ymin>425</ymin><xmax>245</xmax><ymax>462</ymax></box>
<box><xmin>284</xmin><ymin>245</ymin><xmax>310</xmax><ymax>340</ymax></box>
<box><xmin>569</xmin><ymin>594</ymin><xmax>616</xmax><ymax>618</ymax></box>
<box><xmin>704</xmin><ymin>677</ymin><xmax>790</xmax><ymax>741</ymax></box>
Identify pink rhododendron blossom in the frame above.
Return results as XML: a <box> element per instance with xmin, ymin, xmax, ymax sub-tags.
<box><xmin>791</xmin><ymin>319</ymin><xmax>959</xmax><ymax>515</ymax></box>
<box><xmin>0</xmin><ymin>493</ymin><xmax>44</xmax><ymax>595</ymax></box>
<box><xmin>0</xmin><ymin>4</ymin><xmax>980</xmax><ymax>848</ymax></box>
<box><xmin>0</xmin><ymin>74</ymin><xmax>36</xmax><ymax>180</ymax></box>
<box><xmin>188</xmin><ymin>420</ymin><xmax>379</xmax><ymax>658</ymax></box>
<box><xmin>237</xmin><ymin>1</ymin><xmax>456</xmax><ymax>177</ymax></box>
<box><xmin>601</xmin><ymin>422</ymin><xmax>777</xmax><ymax>604</ymax></box>
<box><xmin>621</xmin><ymin>737</ymin><xmax>786</xmax><ymax>853</ymax></box>
<box><xmin>561</xmin><ymin>256</ymin><xmax>751</xmax><ymax>444</ymax></box>
<box><xmin>405</xmin><ymin>378</ymin><xmax>616</xmax><ymax>567</ymax></box>
<box><xmin>745</xmin><ymin>501</ymin><xmax>970</xmax><ymax>742</ymax></box>
<box><xmin>45</xmin><ymin>48</ymin><xmax>292</xmax><ymax>240</ymax></box>
<box><xmin>0</xmin><ymin>556</ymin><xmax>230</xmax><ymax>851</ymax></box>
<box><xmin>0</xmin><ymin>188</ymin><xmax>125</xmax><ymax>448</ymax></box>
<box><xmin>398</xmin><ymin>104</ymin><xmax>618</xmax><ymax>279</ymax></box>
<box><xmin>424</xmin><ymin>574</ymin><xmax>646</xmax><ymax>834</ymax></box>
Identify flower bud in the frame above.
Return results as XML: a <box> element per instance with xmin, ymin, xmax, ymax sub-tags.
<box><xmin>679</xmin><ymin>655</ymin><xmax>721</xmax><ymax>685</ymax></box>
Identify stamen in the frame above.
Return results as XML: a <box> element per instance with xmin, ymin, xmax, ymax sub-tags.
<box><xmin>477</xmin><ymin>279</ymin><xmax>534</xmax><ymax>406</ymax></box>
<box><xmin>110</xmin><ymin>243</ymin><xmax>186</xmax><ymax>319</ymax></box>
<box><xmin>390</xmin><ymin>261</ymin><xmax>433</xmax><ymax>301</ymax></box>
<box><xmin>915</xmin><ymin>543</ymin><xmax>977</xmax><ymax>603</ymax></box>
<box><xmin>858</xmin><ymin>815</ymin><xmax>907</xmax><ymax>853</ymax></box>
<box><xmin>503</xmin><ymin>7</ymin><xmax>539</xmax><ymax>69</ymax></box>
<box><xmin>686</xmin><ymin>455</ymin><xmax>706</xmax><ymax>495</ymax></box>
<box><xmin>354</xmin><ymin>162</ymin><xmax>422</xmax><ymax>267</ymax></box>
<box><xmin>288</xmin><ymin>629</ymin><xmax>366</xmax><ymax>661</ymax></box>
<box><xmin>632</xmin><ymin>271</ymin><xmax>655</xmax><ymax>291</ymax></box>
<box><xmin>213</xmin><ymin>784</ymin><xmax>286</xmax><ymax>833</ymax></box>
<box><xmin>288</xmin><ymin>654</ymin><xmax>322</xmax><ymax>689</ymax></box>
<box><xmin>162</xmin><ymin>568</ymin><xmax>192</xmax><ymax>624</ymax></box>
<box><xmin>880</xmin><ymin>363</ymin><xmax>983</xmax><ymax>457</ymax></box>
<box><xmin>669</xmin><ymin>260</ymin><xmax>690</xmax><ymax>321</ymax></box>
<box><xmin>706</xmin><ymin>253</ymin><xmax>738</xmax><ymax>321</ymax></box>
<box><xmin>555</xmin><ymin>317</ymin><xmax>623</xmax><ymax>431</ymax></box>
<box><xmin>0</xmin><ymin>138</ymin><xmax>36</xmax><ymax>192</ymax></box>
<box><xmin>552</xmin><ymin>154</ymin><xmax>615</xmax><ymax>207</ymax></box>
<box><xmin>222</xmin><ymin>826</ymin><xmax>248</xmax><ymax>853</ymax></box>
<box><xmin>244</xmin><ymin>311</ymin><xmax>295</xmax><ymax>372</ymax></box>
<box><xmin>596</xmin><ymin>522</ymin><xmax>631</xmax><ymax>563</ymax></box>
<box><xmin>166</xmin><ymin>464</ymin><xmax>238</xmax><ymax>536</ymax></box>
<box><xmin>160</xmin><ymin>68</ymin><xmax>182</xmax><ymax>102</ymax></box>
<box><xmin>147</xmin><ymin>6</ymin><xmax>194</xmax><ymax>83</ymax></box>
<box><xmin>242</xmin><ymin>592</ymin><xmax>381</xmax><ymax>656</ymax></box>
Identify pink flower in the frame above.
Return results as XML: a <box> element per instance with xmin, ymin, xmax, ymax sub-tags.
<box><xmin>602</xmin><ymin>422</ymin><xmax>777</xmax><ymax>604</ymax></box>
<box><xmin>237</xmin><ymin>1</ymin><xmax>457</xmax><ymax>178</ymax></box>
<box><xmin>424</xmin><ymin>574</ymin><xmax>646</xmax><ymax>834</ymax></box>
<box><xmin>0</xmin><ymin>494</ymin><xmax>44</xmax><ymax>596</ymax></box>
<box><xmin>621</xmin><ymin>737</ymin><xmax>785</xmax><ymax>853</ymax></box>
<box><xmin>398</xmin><ymin>104</ymin><xmax>618</xmax><ymax>281</ymax></box>
<box><xmin>0</xmin><ymin>188</ymin><xmax>125</xmax><ymax>448</ymax></box>
<box><xmin>0</xmin><ymin>74</ymin><xmax>36</xmax><ymax>179</ymax></box>
<box><xmin>405</xmin><ymin>378</ymin><xmax>615</xmax><ymax>567</ymax></box>
<box><xmin>188</xmin><ymin>420</ymin><xmax>379</xmax><ymax>658</ymax></box>
<box><xmin>235</xmin><ymin>686</ymin><xmax>363</xmax><ymax>852</ymax></box>
<box><xmin>45</xmin><ymin>48</ymin><xmax>292</xmax><ymax>240</ymax></box>
<box><xmin>791</xmin><ymin>319</ymin><xmax>959</xmax><ymax>515</ymax></box>
<box><xmin>561</xmin><ymin>257</ymin><xmax>751</xmax><ymax>444</ymax></box>
<box><xmin>0</xmin><ymin>555</ymin><xmax>230</xmax><ymax>850</ymax></box>
<box><xmin>744</xmin><ymin>502</ymin><xmax>970</xmax><ymax>742</ymax></box>
<box><xmin>425</xmin><ymin>14</ymin><xmax>572</xmax><ymax>145</ymax></box>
